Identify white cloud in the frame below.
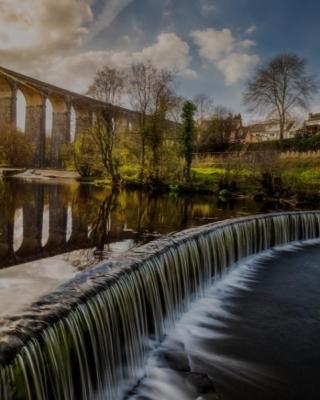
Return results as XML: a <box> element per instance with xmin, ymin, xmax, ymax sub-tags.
<box><xmin>191</xmin><ymin>28</ymin><xmax>235</xmax><ymax>61</ymax></box>
<box><xmin>179</xmin><ymin>69</ymin><xmax>198</xmax><ymax>79</ymax></box>
<box><xmin>46</xmin><ymin>33</ymin><xmax>196</xmax><ymax>93</ymax></box>
<box><xmin>0</xmin><ymin>0</ymin><xmax>136</xmax><ymax>82</ymax></box>
<box><xmin>200</xmin><ymin>0</ymin><xmax>216</xmax><ymax>16</ymax></box>
<box><xmin>0</xmin><ymin>0</ymin><xmax>94</xmax><ymax>78</ymax></box>
<box><xmin>191</xmin><ymin>27</ymin><xmax>260</xmax><ymax>85</ymax></box>
<box><xmin>239</xmin><ymin>39</ymin><xmax>256</xmax><ymax>49</ymax></box>
<box><xmin>0</xmin><ymin>2</ymin><xmax>194</xmax><ymax>94</ymax></box>
<box><xmin>134</xmin><ymin>33</ymin><xmax>192</xmax><ymax>73</ymax></box>
<box><xmin>0</xmin><ymin>0</ymin><xmax>92</xmax><ymax>53</ymax></box>
<box><xmin>47</xmin><ymin>51</ymin><xmax>118</xmax><ymax>91</ymax></box>
<box><xmin>216</xmin><ymin>52</ymin><xmax>260</xmax><ymax>85</ymax></box>
<box><xmin>245</xmin><ymin>25</ymin><xmax>257</xmax><ymax>35</ymax></box>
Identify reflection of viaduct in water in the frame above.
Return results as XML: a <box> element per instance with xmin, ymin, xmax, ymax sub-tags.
<box><xmin>0</xmin><ymin>184</ymin><xmax>139</xmax><ymax>269</ymax></box>
<box><xmin>0</xmin><ymin>182</ymin><xmax>234</xmax><ymax>269</ymax></box>
<box><xmin>0</xmin><ymin>66</ymin><xmax>141</xmax><ymax>168</ymax></box>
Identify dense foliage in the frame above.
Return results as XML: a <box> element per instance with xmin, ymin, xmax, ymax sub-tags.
<box><xmin>0</xmin><ymin>126</ymin><xmax>34</xmax><ymax>167</ymax></box>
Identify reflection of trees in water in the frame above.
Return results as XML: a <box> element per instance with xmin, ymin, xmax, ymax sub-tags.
<box><xmin>0</xmin><ymin>181</ymin><xmax>265</xmax><ymax>269</ymax></box>
<box><xmin>90</xmin><ymin>190</ymin><xmax>117</xmax><ymax>260</ymax></box>
<box><xmin>126</xmin><ymin>191</ymin><xmax>191</xmax><ymax>236</ymax></box>
<box><xmin>145</xmin><ymin>193</ymin><xmax>159</xmax><ymax>234</ymax></box>
<box><xmin>84</xmin><ymin>190</ymin><xmax>197</xmax><ymax>263</ymax></box>
<box><xmin>0</xmin><ymin>180</ymin><xmax>15</xmax><ymax>262</ymax></box>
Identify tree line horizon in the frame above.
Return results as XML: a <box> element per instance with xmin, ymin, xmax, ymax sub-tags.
<box><xmin>0</xmin><ymin>53</ymin><xmax>318</xmax><ymax>188</ymax></box>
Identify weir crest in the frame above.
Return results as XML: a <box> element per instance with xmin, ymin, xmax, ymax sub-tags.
<box><xmin>0</xmin><ymin>211</ymin><xmax>319</xmax><ymax>400</ymax></box>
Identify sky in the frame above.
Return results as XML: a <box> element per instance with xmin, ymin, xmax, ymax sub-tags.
<box><xmin>1</xmin><ymin>0</ymin><xmax>320</xmax><ymax>121</ymax></box>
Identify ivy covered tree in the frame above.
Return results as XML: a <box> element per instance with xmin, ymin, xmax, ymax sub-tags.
<box><xmin>181</xmin><ymin>101</ymin><xmax>197</xmax><ymax>181</ymax></box>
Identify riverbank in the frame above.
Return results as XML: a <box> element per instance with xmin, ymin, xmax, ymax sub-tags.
<box><xmin>0</xmin><ymin>168</ymin><xmax>81</xmax><ymax>181</ymax></box>
<box><xmin>2</xmin><ymin>166</ymin><xmax>320</xmax><ymax>207</ymax></box>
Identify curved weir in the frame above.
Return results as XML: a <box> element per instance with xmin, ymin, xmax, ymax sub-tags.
<box><xmin>0</xmin><ymin>211</ymin><xmax>320</xmax><ymax>399</ymax></box>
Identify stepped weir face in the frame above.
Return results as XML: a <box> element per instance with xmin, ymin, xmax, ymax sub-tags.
<box><xmin>0</xmin><ymin>211</ymin><xmax>319</xmax><ymax>400</ymax></box>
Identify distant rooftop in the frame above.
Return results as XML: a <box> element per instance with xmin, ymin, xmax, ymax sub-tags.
<box><xmin>308</xmin><ymin>113</ymin><xmax>320</xmax><ymax>121</ymax></box>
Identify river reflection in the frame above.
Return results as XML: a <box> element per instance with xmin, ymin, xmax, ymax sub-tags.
<box><xmin>0</xmin><ymin>179</ymin><xmax>298</xmax><ymax>271</ymax></box>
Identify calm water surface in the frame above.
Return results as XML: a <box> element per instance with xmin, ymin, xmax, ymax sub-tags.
<box><xmin>0</xmin><ymin>179</ymin><xmax>306</xmax><ymax>315</ymax></box>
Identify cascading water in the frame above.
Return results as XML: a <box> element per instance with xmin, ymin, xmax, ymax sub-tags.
<box><xmin>0</xmin><ymin>212</ymin><xmax>319</xmax><ymax>400</ymax></box>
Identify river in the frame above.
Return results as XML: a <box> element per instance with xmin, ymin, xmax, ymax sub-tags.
<box><xmin>0</xmin><ymin>179</ymin><xmax>309</xmax><ymax>316</ymax></box>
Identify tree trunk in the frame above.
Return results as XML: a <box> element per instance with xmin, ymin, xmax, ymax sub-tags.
<box><xmin>139</xmin><ymin>136</ymin><xmax>145</xmax><ymax>183</ymax></box>
<box><xmin>279</xmin><ymin>116</ymin><xmax>285</xmax><ymax>146</ymax></box>
<box><xmin>107</xmin><ymin>158</ymin><xmax>121</xmax><ymax>187</ymax></box>
<box><xmin>184</xmin><ymin>159</ymin><xmax>191</xmax><ymax>182</ymax></box>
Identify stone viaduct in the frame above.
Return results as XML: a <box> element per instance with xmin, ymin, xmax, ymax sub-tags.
<box><xmin>0</xmin><ymin>66</ymin><xmax>142</xmax><ymax>168</ymax></box>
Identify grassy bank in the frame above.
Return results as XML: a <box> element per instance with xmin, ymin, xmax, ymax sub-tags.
<box><xmin>88</xmin><ymin>160</ymin><xmax>320</xmax><ymax>207</ymax></box>
<box><xmin>5</xmin><ymin>150</ymin><xmax>319</xmax><ymax>205</ymax></box>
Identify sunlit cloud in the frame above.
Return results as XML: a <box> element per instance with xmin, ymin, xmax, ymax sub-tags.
<box><xmin>191</xmin><ymin>28</ymin><xmax>260</xmax><ymax>85</ymax></box>
<box><xmin>47</xmin><ymin>33</ymin><xmax>196</xmax><ymax>92</ymax></box>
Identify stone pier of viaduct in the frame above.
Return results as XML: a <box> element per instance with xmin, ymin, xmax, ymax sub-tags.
<box><xmin>0</xmin><ymin>66</ymin><xmax>145</xmax><ymax>168</ymax></box>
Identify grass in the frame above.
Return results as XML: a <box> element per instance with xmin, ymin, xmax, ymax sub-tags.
<box><xmin>283</xmin><ymin>166</ymin><xmax>320</xmax><ymax>185</ymax></box>
<box><xmin>193</xmin><ymin>155</ymin><xmax>320</xmax><ymax>186</ymax></box>
<box><xmin>191</xmin><ymin>167</ymin><xmax>226</xmax><ymax>178</ymax></box>
<box><xmin>191</xmin><ymin>166</ymin><xmax>252</xmax><ymax>179</ymax></box>
<box><xmin>107</xmin><ymin>162</ymin><xmax>320</xmax><ymax>195</ymax></box>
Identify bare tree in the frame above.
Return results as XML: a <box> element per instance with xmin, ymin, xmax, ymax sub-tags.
<box><xmin>148</xmin><ymin>71</ymin><xmax>176</xmax><ymax>181</ymax></box>
<box><xmin>91</xmin><ymin>109</ymin><xmax>122</xmax><ymax>185</ymax></box>
<box><xmin>168</xmin><ymin>95</ymin><xmax>185</xmax><ymax>124</ymax></box>
<box><xmin>128</xmin><ymin>62</ymin><xmax>155</xmax><ymax>181</ymax></box>
<box><xmin>193</xmin><ymin>93</ymin><xmax>214</xmax><ymax>127</ymax></box>
<box><xmin>128</xmin><ymin>61</ymin><xmax>175</xmax><ymax>182</ymax></box>
<box><xmin>244</xmin><ymin>54</ymin><xmax>318</xmax><ymax>141</ymax></box>
<box><xmin>74</xmin><ymin>131</ymin><xmax>102</xmax><ymax>177</ymax></box>
<box><xmin>86</xmin><ymin>66</ymin><xmax>127</xmax><ymax>185</ymax></box>
<box><xmin>198</xmin><ymin>106</ymin><xmax>234</xmax><ymax>152</ymax></box>
<box><xmin>87</xmin><ymin>66</ymin><xmax>127</xmax><ymax>105</ymax></box>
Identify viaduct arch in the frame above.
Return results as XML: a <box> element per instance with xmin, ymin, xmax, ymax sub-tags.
<box><xmin>0</xmin><ymin>66</ymin><xmax>143</xmax><ymax>168</ymax></box>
